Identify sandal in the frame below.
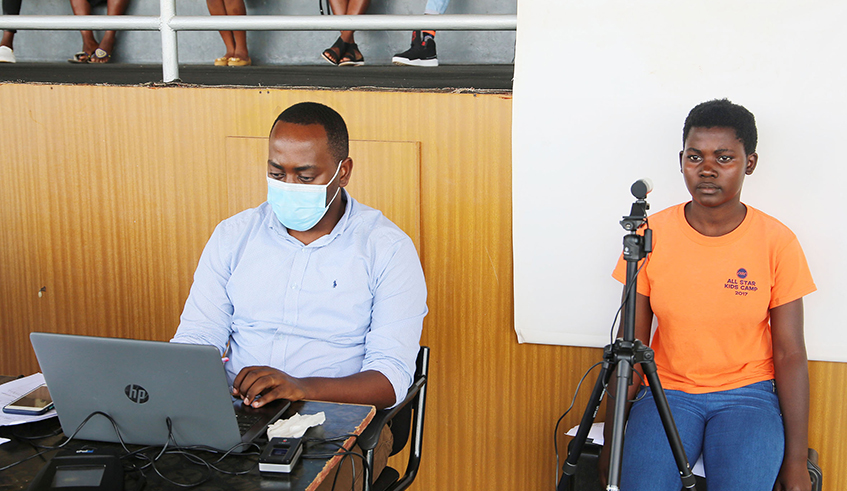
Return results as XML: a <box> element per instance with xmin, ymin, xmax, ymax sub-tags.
<box><xmin>321</xmin><ymin>37</ymin><xmax>348</xmax><ymax>66</ymax></box>
<box><xmin>68</xmin><ymin>51</ymin><xmax>91</xmax><ymax>64</ymax></box>
<box><xmin>214</xmin><ymin>56</ymin><xmax>229</xmax><ymax>66</ymax></box>
<box><xmin>339</xmin><ymin>43</ymin><xmax>365</xmax><ymax>67</ymax></box>
<box><xmin>227</xmin><ymin>56</ymin><xmax>252</xmax><ymax>67</ymax></box>
<box><xmin>88</xmin><ymin>48</ymin><xmax>111</xmax><ymax>64</ymax></box>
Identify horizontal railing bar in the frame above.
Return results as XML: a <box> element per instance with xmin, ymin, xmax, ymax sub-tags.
<box><xmin>0</xmin><ymin>14</ymin><xmax>516</xmax><ymax>32</ymax></box>
<box><xmin>0</xmin><ymin>15</ymin><xmax>161</xmax><ymax>30</ymax></box>
<box><xmin>168</xmin><ymin>15</ymin><xmax>517</xmax><ymax>31</ymax></box>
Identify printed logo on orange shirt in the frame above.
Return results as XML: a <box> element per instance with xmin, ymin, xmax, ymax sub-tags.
<box><xmin>724</xmin><ymin>268</ymin><xmax>758</xmax><ymax>296</ymax></box>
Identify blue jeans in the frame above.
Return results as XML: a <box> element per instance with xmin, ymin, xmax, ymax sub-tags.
<box><xmin>620</xmin><ymin>380</ymin><xmax>784</xmax><ymax>491</ymax></box>
<box><xmin>424</xmin><ymin>0</ymin><xmax>449</xmax><ymax>15</ymax></box>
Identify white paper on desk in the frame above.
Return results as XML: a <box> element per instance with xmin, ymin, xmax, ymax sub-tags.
<box><xmin>566</xmin><ymin>422</ymin><xmax>705</xmax><ymax>477</ymax></box>
<box><xmin>267</xmin><ymin>411</ymin><xmax>326</xmax><ymax>439</ymax></box>
<box><xmin>0</xmin><ymin>373</ymin><xmax>58</xmax><ymax>426</ymax></box>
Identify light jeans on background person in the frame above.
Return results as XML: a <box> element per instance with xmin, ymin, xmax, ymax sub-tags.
<box><xmin>620</xmin><ymin>380</ymin><xmax>784</xmax><ymax>491</ymax></box>
<box><xmin>424</xmin><ymin>0</ymin><xmax>449</xmax><ymax>15</ymax></box>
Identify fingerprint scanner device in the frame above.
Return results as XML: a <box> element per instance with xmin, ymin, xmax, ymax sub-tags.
<box><xmin>29</xmin><ymin>332</ymin><xmax>290</xmax><ymax>452</ymax></box>
<box><xmin>259</xmin><ymin>437</ymin><xmax>303</xmax><ymax>473</ymax></box>
<box><xmin>27</xmin><ymin>448</ymin><xmax>123</xmax><ymax>491</ymax></box>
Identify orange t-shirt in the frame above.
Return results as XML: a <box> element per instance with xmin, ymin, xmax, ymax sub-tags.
<box><xmin>612</xmin><ymin>203</ymin><xmax>816</xmax><ymax>393</ymax></box>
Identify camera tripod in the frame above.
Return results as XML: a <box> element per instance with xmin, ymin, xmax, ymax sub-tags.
<box><xmin>559</xmin><ymin>181</ymin><xmax>696</xmax><ymax>491</ymax></box>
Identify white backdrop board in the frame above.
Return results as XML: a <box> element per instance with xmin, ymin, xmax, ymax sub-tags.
<box><xmin>512</xmin><ymin>0</ymin><xmax>847</xmax><ymax>363</ymax></box>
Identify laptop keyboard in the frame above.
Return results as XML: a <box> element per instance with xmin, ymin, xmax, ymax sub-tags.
<box><xmin>236</xmin><ymin>411</ymin><xmax>261</xmax><ymax>435</ymax></box>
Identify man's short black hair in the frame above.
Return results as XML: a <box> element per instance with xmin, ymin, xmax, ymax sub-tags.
<box><xmin>273</xmin><ymin>102</ymin><xmax>349</xmax><ymax>163</ymax></box>
<box><xmin>683</xmin><ymin>99</ymin><xmax>758</xmax><ymax>156</ymax></box>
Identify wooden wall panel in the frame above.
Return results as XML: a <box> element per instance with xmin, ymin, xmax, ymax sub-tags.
<box><xmin>0</xmin><ymin>83</ymin><xmax>844</xmax><ymax>490</ymax></box>
<box><xmin>0</xmin><ymin>86</ymin><xmax>44</xmax><ymax>373</ymax></box>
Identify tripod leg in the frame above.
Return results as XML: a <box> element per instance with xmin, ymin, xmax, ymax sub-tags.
<box><xmin>641</xmin><ymin>361</ymin><xmax>697</xmax><ymax>490</ymax></box>
<box><xmin>562</xmin><ymin>358</ymin><xmax>614</xmax><ymax>481</ymax></box>
<box><xmin>605</xmin><ymin>357</ymin><xmax>635</xmax><ymax>491</ymax></box>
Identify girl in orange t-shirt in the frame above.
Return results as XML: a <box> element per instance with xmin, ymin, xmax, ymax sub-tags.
<box><xmin>600</xmin><ymin>99</ymin><xmax>815</xmax><ymax>491</ymax></box>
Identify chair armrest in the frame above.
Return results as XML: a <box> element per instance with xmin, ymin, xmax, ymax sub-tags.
<box><xmin>807</xmin><ymin>448</ymin><xmax>822</xmax><ymax>491</ymax></box>
<box><xmin>358</xmin><ymin>375</ymin><xmax>426</xmax><ymax>451</ymax></box>
<box><xmin>807</xmin><ymin>447</ymin><xmax>819</xmax><ymax>466</ymax></box>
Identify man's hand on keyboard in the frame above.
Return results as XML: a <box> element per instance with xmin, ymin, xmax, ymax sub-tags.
<box><xmin>232</xmin><ymin>366</ymin><xmax>307</xmax><ymax>408</ymax></box>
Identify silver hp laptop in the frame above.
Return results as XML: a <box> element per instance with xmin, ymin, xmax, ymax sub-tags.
<box><xmin>30</xmin><ymin>332</ymin><xmax>290</xmax><ymax>451</ymax></box>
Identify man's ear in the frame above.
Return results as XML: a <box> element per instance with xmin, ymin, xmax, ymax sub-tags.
<box><xmin>679</xmin><ymin>150</ymin><xmax>684</xmax><ymax>173</ymax></box>
<box><xmin>745</xmin><ymin>153</ymin><xmax>758</xmax><ymax>175</ymax></box>
<box><xmin>339</xmin><ymin>158</ymin><xmax>353</xmax><ymax>187</ymax></box>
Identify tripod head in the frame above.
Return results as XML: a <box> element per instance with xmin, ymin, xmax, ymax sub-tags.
<box><xmin>620</xmin><ymin>180</ymin><xmax>653</xmax><ymax>341</ymax></box>
<box><xmin>620</xmin><ymin>179</ymin><xmax>652</xmax><ymax>263</ymax></box>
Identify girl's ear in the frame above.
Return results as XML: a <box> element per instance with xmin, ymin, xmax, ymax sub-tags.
<box><xmin>745</xmin><ymin>153</ymin><xmax>758</xmax><ymax>175</ymax></box>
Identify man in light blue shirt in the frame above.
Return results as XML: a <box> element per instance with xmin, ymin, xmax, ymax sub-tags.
<box><xmin>172</xmin><ymin>102</ymin><xmax>427</xmax><ymax>411</ymax></box>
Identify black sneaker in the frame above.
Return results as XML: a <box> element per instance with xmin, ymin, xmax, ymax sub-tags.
<box><xmin>392</xmin><ymin>31</ymin><xmax>438</xmax><ymax>67</ymax></box>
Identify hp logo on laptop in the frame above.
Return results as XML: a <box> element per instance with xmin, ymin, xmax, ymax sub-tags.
<box><xmin>125</xmin><ymin>384</ymin><xmax>149</xmax><ymax>404</ymax></box>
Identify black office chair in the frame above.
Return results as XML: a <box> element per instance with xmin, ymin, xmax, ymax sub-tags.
<box><xmin>358</xmin><ymin>346</ymin><xmax>429</xmax><ymax>491</ymax></box>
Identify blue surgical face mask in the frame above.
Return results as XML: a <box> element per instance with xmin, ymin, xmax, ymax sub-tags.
<box><xmin>267</xmin><ymin>162</ymin><xmax>342</xmax><ymax>232</ymax></box>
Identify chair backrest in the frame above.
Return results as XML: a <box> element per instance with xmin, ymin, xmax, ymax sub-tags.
<box><xmin>386</xmin><ymin>346</ymin><xmax>430</xmax><ymax>456</ymax></box>
<box><xmin>360</xmin><ymin>346</ymin><xmax>429</xmax><ymax>491</ymax></box>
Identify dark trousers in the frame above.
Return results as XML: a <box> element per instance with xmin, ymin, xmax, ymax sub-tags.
<box><xmin>3</xmin><ymin>0</ymin><xmax>22</xmax><ymax>16</ymax></box>
<box><xmin>3</xmin><ymin>0</ymin><xmax>22</xmax><ymax>34</ymax></box>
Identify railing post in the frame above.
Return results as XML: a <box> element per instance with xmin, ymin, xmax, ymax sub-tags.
<box><xmin>159</xmin><ymin>0</ymin><xmax>179</xmax><ymax>82</ymax></box>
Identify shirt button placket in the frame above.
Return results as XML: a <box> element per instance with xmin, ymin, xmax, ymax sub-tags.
<box><xmin>283</xmin><ymin>248</ymin><xmax>311</xmax><ymax>326</ymax></box>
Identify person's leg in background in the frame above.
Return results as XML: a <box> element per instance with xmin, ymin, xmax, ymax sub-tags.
<box><xmin>87</xmin><ymin>0</ymin><xmax>130</xmax><ymax>63</ymax></box>
<box><xmin>1</xmin><ymin>0</ymin><xmax>22</xmax><ymax>62</ymax></box>
<box><xmin>68</xmin><ymin>0</ymin><xmax>99</xmax><ymax>63</ymax></box>
<box><xmin>206</xmin><ymin>0</ymin><xmax>250</xmax><ymax>66</ymax></box>
<box><xmin>700</xmin><ymin>381</ymin><xmax>784</xmax><ymax>491</ymax></box>
<box><xmin>321</xmin><ymin>0</ymin><xmax>370</xmax><ymax>66</ymax></box>
<box><xmin>618</xmin><ymin>386</ymin><xmax>706</xmax><ymax>491</ymax></box>
<box><xmin>392</xmin><ymin>0</ymin><xmax>449</xmax><ymax>67</ymax></box>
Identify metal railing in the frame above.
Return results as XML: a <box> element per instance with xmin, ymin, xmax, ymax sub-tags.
<box><xmin>0</xmin><ymin>0</ymin><xmax>517</xmax><ymax>82</ymax></box>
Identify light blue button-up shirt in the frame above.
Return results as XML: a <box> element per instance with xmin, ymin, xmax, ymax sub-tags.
<box><xmin>172</xmin><ymin>191</ymin><xmax>427</xmax><ymax>405</ymax></box>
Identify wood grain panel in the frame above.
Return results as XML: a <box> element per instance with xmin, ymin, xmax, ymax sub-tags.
<box><xmin>0</xmin><ymin>84</ymin><xmax>844</xmax><ymax>490</ymax></box>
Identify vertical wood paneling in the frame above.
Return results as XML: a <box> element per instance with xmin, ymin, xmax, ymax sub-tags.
<box><xmin>0</xmin><ymin>84</ymin><xmax>844</xmax><ymax>490</ymax></box>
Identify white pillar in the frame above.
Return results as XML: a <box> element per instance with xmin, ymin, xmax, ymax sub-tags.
<box><xmin>159</xmin><ymin>0</ymin><xmax>178</xmax><ymax>82</ymax></box>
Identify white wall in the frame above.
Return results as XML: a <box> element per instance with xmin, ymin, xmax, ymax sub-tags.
<box><xmin>512</xmin><ymin>0</ymin><xmax>847</xmax><ymax>362</ymax></box>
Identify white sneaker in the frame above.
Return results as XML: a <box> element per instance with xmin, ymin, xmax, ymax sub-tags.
<box><xmin>0</xmin><ymin>46</ymin><xmax>16</xmax><ymax>63</ymax></box>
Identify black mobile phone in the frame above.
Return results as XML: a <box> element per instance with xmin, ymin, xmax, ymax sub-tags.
<box><xmin>3</xmin><ymin>384</ymin><xmax>54</xmax><ymax>415</ymax></box>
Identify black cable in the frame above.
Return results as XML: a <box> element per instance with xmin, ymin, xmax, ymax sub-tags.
<box><xmin>0</xmin><ymin>410</ymin><xmax>130</xmax><ymax>472</ymax></box>
<box><xmin>2</xmin><ymin>413</ymin><xmax>369</xmax><ymax>488</ymax></box>
<box><xmin>300</xmin><ymin>434</ymin><xmax>370</xmax><ymax>491</ymax></box>
<box><xmin>9</xmin><ymin>426</ymin><xmax>64</xmax><ymax>441</ymax></box>
<box><xmin>553</xmin><ymin>361</ymin><xmax>603</xmax><ymax>491</ymax></box>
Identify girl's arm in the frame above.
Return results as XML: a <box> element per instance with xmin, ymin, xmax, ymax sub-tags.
<box><xmin>770</xmin><ymin>298</ymin><xmax>812</xmax><ymax>491</ymax></box>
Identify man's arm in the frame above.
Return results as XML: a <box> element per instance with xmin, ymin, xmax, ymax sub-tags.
<box><xmin>171</xmin><ymin>222</ymin><xmax>234</xmax><ymax>352</ymax></box>
<box><xmin>359</xmin><ymin>234</ymin><xmax>427</xmax><ymax>406</ymax></box>
<box><xmin>770</xmin><ymin>298</ymin><xmax>812</xmax><ymax>491</ymax></box>
<box><xmin>232</xmin><ymin>367</ymin><xmax>396</xmax><ymax>410</ymax></box>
